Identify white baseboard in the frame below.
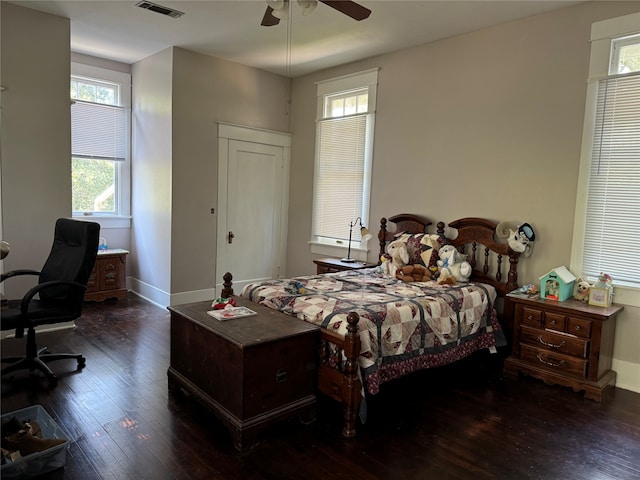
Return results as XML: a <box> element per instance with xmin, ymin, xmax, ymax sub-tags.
<box><xmin>127</xmin><ymin>276</ymin><xmax>215</xmax><ymax>308</ymax></box>
<box><xmin>169</xmin><ymin>288</ymin><xmax>216</xmax><ymax>307</ymax></box>
<box><xmin>612</xmin><ymin>359</ymin><xmax>640</xmax><ymax>394</ymax></box>
<box><xmin>127</xmin><ymin>277</ymin><xmax>170</xmax><ymax>308</ymax></box>
<box><xmin>0</xmin><ymin>321</ymin><xmax>76</xmax><ymax>340</ymax></box>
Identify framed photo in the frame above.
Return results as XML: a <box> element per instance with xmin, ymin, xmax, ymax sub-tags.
<box><xmin>588</xmin><ymin>287</ymin><xmax>612</xmax><ymax>307</ymax></box>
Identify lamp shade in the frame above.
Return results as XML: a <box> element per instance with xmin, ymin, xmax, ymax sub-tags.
<box><xmin>268</xmin><ymin>0</ymin><xmax>289</xmax><ymax>19</ymax></box>
<box><xmin>360</xmin><ymin>226</ymin><xmax>373</xmax><ymax>241</ymax></box>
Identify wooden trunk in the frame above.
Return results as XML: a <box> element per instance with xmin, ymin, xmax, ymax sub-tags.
<box><xmin>167</xmin><ymin>298</ymin><xmax>319</xmax><ymax>451</ymax></box>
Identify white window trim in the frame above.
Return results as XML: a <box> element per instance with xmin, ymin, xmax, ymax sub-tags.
<box><xmin>310</xmin><ymin>68</ymin><xmax>379</xmax><ymax>261</ymax></box>
<box><xmin>570</xmin><ymin>12</ymin><xmax>640</xmax><ymax>308</ymax></box>
<box><xmin>71</xmin><ymin>62</ymin><xmax>132</xmax><ymax>230</ymax></box>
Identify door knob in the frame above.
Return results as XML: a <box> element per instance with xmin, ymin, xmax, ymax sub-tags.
<box><xmin>228</xmin><ymin>231</ymin><xmax>235</xmax><ymax>244</ymax></box>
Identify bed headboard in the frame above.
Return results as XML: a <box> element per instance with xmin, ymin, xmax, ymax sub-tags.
<box><xmin>377</xmin><ymin>213</ymin><xmax>432</xmax><ymax>258</ymax></box>
<box><xmin>438</xmin><ymin>217</ymin><xmax>520</xmax><ymax>297</ymax></box>
<box><xmin>376</xmin><ymin>214</ymin><xmax>521</xmax><ymax>297</ymax></box>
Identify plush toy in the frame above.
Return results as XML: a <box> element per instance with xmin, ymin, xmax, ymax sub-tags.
<box><xmin>378</xmin><ymin>253</ymin><xmax>391</xmax><ymax>275</ymax></box>
<box><xmin>497</xmin><ymin>221</ymin><xmax>536</xmax><ymax>257</ymax></box>
<box><xmin>595</xmin><ymin>272</ymin><xmax>613</xmax><ymax>289</ymax></box>
<box><xmin>384</xmin><ymin>239</ymin><xmax>409</xmax><ymax>277</ymax></box>
<box><xmin>285</xmin><ymin>281</ymin><xmax>306</xmax><ymax>295</ymax></box>
<box><xmin>573</xmin><ymin>277</ymin><xmax>591</xmax><ymax>302</ymax></box>
<box><xmin>437</xmin><ymin>244</ymin><xmax>472</xmax><ymax>283</ymax></box>
<box><xmin>396</xmin><ymin>264</ymin><xmax>432</xmax><ymax>282</ymax></box>
<box><xmin>437</xmin><ymin>271</ymin><xmax>458</xmax><ymax>286</ymax></box>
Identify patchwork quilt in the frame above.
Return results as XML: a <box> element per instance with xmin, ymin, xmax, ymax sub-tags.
<box><xmin>241</xmin><ymin>269</ymin><xmax>506</xmax><ymax>395</ymax></box>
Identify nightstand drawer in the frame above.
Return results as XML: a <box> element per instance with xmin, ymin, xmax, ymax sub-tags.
<box><xmin>544</xmin><ymin>312</ymin><xmax>566</xmax><ymax>332</ymax></box>
<box><xmin>520</xmin><ymin>344</ymin><xmax>587</xmax><ymax>378</ymax></box>
<box><xmin>568</xmin><ymin>317</ymin><xmax>592</xmax><ymax>339</ymax></box>
<box><xmin>520</xmin><ymin>326</ymin><xmax>588</xmax><ymax>359</ymax></box>
<box><xmin>521</xmin><ymin>307</ymin><xmax>543</xmax><ymax>327</ymax></box>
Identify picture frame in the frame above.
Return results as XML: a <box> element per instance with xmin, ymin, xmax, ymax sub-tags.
<box><xmin>588</xmin><ymin>286</ymin><xmax>613</xmax><ymax>307</ymax></box>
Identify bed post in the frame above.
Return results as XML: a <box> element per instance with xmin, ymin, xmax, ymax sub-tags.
<box><xmin>378</xmin><ymin>217</ymin><xmax>388</xmax><ymax>261</ymax></box>
<box><xmin>221</xmin><ymin>272</ymin><xmax>234</xmax><ymax>298</ymax></box>
<box><xmin>507</xmin><ymin>253</ymin><xmax>519</xmax><ymax>293</ymax></box>
<box><xmin>341</xmin><ymin>311</ymin><xmax>362</xmax><ymax>438</ymax></box>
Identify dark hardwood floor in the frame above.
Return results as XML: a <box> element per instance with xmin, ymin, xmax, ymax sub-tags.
<box><xmin>2</xmin><ymin>293</ymin><xmax>639</xmax><ymax>480</ymax></box>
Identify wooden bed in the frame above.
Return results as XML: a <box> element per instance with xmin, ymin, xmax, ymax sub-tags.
<box><xmin>221</xmin><ymin>214</ymin><xmax>523</xmax><ymax>438</ymax></box>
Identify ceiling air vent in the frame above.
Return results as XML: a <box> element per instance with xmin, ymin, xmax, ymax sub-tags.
<box><xmin>135</xmin><ymin>1</ymin><xmax>184</xmax><ymax>18</ymax></box>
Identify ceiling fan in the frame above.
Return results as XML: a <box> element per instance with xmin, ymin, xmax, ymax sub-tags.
<box><xmin>261</xmin><ymin>0</ymin><xmax>371</xmax><ymax>27</ymax></box>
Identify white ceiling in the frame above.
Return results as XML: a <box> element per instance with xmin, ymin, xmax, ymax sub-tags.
<box><xmin>10</xmin><ymin>0</ymin><xmax>585</xmax><ymax>77</ymax></box>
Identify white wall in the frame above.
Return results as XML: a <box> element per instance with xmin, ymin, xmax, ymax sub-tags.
<box><xmin>130</xmin><ymin>48</ymin><xmax>174</xmax><ymax>307</ymax></box>
<box><xmin>129</xmin><ymin>47</ymin><xmax>291</xmax><ymax>306</ymax></box>
<box><xmin>0</xmin><ymin>3</ymin><xmax>71</xmax><ymax>298</ymax></box>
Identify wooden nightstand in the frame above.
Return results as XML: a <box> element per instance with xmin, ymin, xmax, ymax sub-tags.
<box><xmin>85</xmin><ymin>249</ymin><xmax>128</xmax><ymax>302</ymax></box>
<box><xmin>504</xmin><ymin>294</ymin><xmax>623</xmax><ymax>402</ymax></box>
<box><xmin>313</xmin><ymin>257</ymin><xmax>377</xmax><ymax>274</ymax></box>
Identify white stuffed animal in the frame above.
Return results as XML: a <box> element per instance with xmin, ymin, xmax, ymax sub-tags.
<box><xmin>496</xmin><ymin>221</ymin><xmax>536</xmax><ymax>257</ymax></box>
<box><xmin>437</xmin><ymin>244</ymin><xmax>472</xmax><ymax>283</ymax></box>
<box><xmin>384</xmin><ymin>239</ymin><xmax>409</xmax><ymax>277</ymax></box>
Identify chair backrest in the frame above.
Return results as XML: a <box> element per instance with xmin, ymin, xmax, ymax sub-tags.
<box><xmin>39</xmin><ymin>218</ymin><xmax>100</xmax><ymax>303</ymax></box>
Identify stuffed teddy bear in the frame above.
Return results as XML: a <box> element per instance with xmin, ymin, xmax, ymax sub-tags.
<box><xmin>573</xmin><ymin>277</ymin><xmax>591</xmax><ymax>302</ymax></box>
<box><xmin>383</xmin><ymin>239</ymin><xmax>409</xmax><ymax>277</ymax></box>
<box><xmin>437</xmin><ymin>244</ymin><xmax>472</xmax><ymax>283</ymax></box>
<box><xmin>396</xmin><ymin>264</ymin><xmax>431</xmax><ymax>282</ymax></box>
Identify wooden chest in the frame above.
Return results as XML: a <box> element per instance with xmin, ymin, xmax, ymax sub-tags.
<box><xmin>504</xmin><ymin>295</ymin><xmax>622</xmax><ymax>401</ymax></box>
<box><xmin>167</xmin><ymin>298</ymin><xmax>319</xmax><ymax>451</ymax></box>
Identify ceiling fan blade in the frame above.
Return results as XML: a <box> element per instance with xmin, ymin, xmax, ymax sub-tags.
<box><xmin>319</xmin><ymin>0</ymin><xmax>371</xmax><ymax>21</ymax></box>
<box><xmin>261</xmin><ymin>6</ymin><xmax>281</xmax><ymax>26</ymax></box>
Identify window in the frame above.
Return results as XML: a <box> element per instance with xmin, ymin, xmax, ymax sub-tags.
<box><xmin>572</xmin><ymin>14</ymin><xmax>640</xmax><ymax>300</ymax></box>
<box><xmin>311</xmin><ymin>69</ymin><xmax>378</xmax><ymax>260</ymax></box>
<box><xmin>71</xmin><ymin>63</ymin><xmax>131</xmax><ymax>226</ymax></box>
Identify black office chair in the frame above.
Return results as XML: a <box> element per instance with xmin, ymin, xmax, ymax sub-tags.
<box><xmin>1</xmin><ymin>218</ymin><xmax>100</xmax><ymax>386</ymax></box>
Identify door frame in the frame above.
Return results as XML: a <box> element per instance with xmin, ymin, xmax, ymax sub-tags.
<box><xmin>216</xmin><ymin>122</ymin><xmax>291</xmax><ymax>296</ymax></box>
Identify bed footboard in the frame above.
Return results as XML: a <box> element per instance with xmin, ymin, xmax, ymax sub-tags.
<box><xmin>221</xmin><ymin>271</ymin><xmax>362</xmax><ymax>438</ymax></box>
<box><xmin>317</xmin><ymin>313</ymin><xmax>362</xmax><ymax>438</ymax></box>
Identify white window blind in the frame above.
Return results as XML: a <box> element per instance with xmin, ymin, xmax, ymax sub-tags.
<box><xmin>313</xmin><ymin>114</ymin><xmax>367</xmax><ymax>241</ymax></box>
<box><xmin>582</xmin><ymin>72</ymin><xmax>640</xmax><ymax>286</ymax></box>
<box><xmin>71</xmin><ymin>100</ymin><xmax>127</xmax><ymax>161</ymax></box>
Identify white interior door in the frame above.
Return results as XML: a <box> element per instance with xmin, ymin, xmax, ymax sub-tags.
<box><xmin>216</xmin><ymin>124</ymin><xmax>290</xmax><ymax>296</ymax></box>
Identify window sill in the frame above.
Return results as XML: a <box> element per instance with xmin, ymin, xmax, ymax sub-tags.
<box><xmin>611</xmin><ymin>284</ymin><xmax>640</xmax><ymax>308</ymax></box>
<box><xmin>73</xmin><ymin>215</ymin><xmax>131</xmax><ymax>229</ymax></box>
<box><xmin>309</xmin><ymin>241</ymin><xmax>371</xmax><ymax>262</ymax></box>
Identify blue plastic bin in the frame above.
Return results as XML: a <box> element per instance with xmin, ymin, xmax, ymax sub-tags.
<box><xmin>1</xmin><ymin>405</ymin><xmax>69</xmax><ymax>479</ymax></box>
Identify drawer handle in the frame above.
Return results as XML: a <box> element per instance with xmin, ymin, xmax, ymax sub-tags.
<box><xmin>536</xmin><ymin>353</ymin><xmax>565</xmax><ymax>368</ymax></box>
<box><xmin>527</xmin><ymin>315</ymin><xmax>534</xmax><ymax>321</ymax></box>
<box><xmin>538</xmin><ymin>336</ymin><xmax>565</xmax><ymax>349</ymax></box>
<box><xmin>574</xmin><ymin>326</ymin><xmax>582</xmax><ymax>331</ymax></box>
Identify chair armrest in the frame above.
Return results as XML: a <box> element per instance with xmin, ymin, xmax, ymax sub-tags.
<box><xmin>1</xmin><ymin>269</ymin><xmax>40</xmax><ymax>283</ymax></box>
<box><xmin>19</xmin><ymin>280</ymin><xmax>88</xmax><ymax>315</ymax></box>
<box><xmin>9</xmin><ymin>280</ymin><xmax>87</xmax><ymax>338</ymax></box>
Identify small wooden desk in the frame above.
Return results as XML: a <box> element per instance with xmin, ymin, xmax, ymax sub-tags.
<box><xmin>167</xmin><ymin>297</ymin><xmax>319</xmax><ymax>451</ymax></box>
